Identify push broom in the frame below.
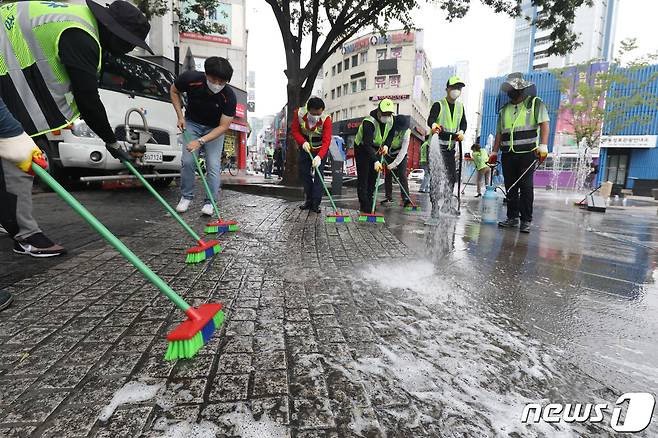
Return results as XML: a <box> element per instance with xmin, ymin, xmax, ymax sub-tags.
<box><xmin>31</xmin><ymin>164</ymin><xmax>224</xmax><ymax>360</ymax></box>
<box><xmin>382</xmin><ymin>156</ymin><xmax>420</xmax><ymax>212</ymax></box>
<box><xmin>182</xmin><ymin>130</ymin><xmax>239</xmax><ymax>234</ymax></box>
<box><xmin>306</xmin><ymin>150</ymin><xmax>351</xmax><ymax>223</ymax></box>
<box><xmin>121</xmin><ymin>159</ymin><xmax>221</xmax><ymax>264</ymax></box>
<box><xmin>358</xmin><ymin>156</ymin><xmax>386</xmax><ymax>223</ymax></box>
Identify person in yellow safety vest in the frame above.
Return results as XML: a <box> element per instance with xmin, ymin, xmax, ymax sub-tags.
<box><xmin>427</xmin><ymin>75</ymin><xmax>467</xmax><ymax>216</ymax></box>
<box><xmin>419</xmin><ymin>135</ymin><xmax>431</xmax><ymax>193</ymax></box>
<box><xmin>489</xmin><ymin>72</ymin><xmax>550</xmax><ymax>233</ymax></box>
<box><xmin>470</xmin><ymin>141</ymin><xmax>490</xmax><ymax>197</ymax></box>
<box><xmin>264</xmin><ymin>143</ymin><xmax>274</xmax><ymax>179</ymax></box>
<box><xmin>353</xmin><ymin>99</ymin><xmax>395</xmax><ymax>213</ymax></box>
<box><xmin>0</xmin><ymin>0</ymin><xmax>152</xmax><ymax>257</ymax></box>
<box><xmin>292</xmin><ymin>97</ymin><xmax>332</xmax><ymax>213</ymax></box>
<box><xmin>381</xmin><ymin>115</ymin><xmax>412</xmax><ymax>208</ymax></box>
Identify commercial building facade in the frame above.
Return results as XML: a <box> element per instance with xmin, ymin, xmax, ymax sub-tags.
<box><xmin>321</xmin><ymin>29</ymin><xmax>432</xmax><ymax>172</ymax></box>
<box><xmin>511</xmin><ymin>0</ymin><xmax>618</xmax><ymax>72</ymax></box>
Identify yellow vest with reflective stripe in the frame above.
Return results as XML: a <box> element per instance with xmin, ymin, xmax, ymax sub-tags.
<box><xmin>434</xmin><ymin>98</ymin><xmax>463</xmax><ymax>151</ymax></box>
<box><xmin>297</xmin><ymin>106</ymin><xmax>328</xmax><ymax>149</ymax></box>
<box><xmin>500</xmin><ymin>97</ymin><xmax>540</xmax><ymax>153</ymax></box>
<box><xmin>0</xmin><ymin>2</ymin><xmax>101</xmax><ymax>137</ymax></box>
<box><xmin>354</xmin><ymin>115</ymin><xmax>393</xmax><ymax>149</ymax></box>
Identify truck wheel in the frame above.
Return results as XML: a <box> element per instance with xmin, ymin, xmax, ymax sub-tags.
<box><xmin>152</xmin><ymin>177</ymin><xmax>174</xmax><ymax>188</ymax></box>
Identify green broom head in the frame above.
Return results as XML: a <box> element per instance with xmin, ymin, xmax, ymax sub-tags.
<box><xmin>185</xmin><ymin>239</ymin><xmax>222</xmax><ymax>264</ymax></box>
<box><xmin>404</xmin><ymin>205</ymin><xmax>421</xmax><ymax>212</ymax></box>
<box><xmin>205</xmin><ymin>220</ymin><xmax>239</xmax><ymax>234</ymax></box>
<box><xmin>165</xmin><ymin>304</ymin><xmax>224</xmax><ymax>360</ymax></box>
<box><xmin>358</xmin><ymin>213</ymin><xmax>385</xmax><ymax>223</ymax></box>
<box><xmin>326</xmin><ymin>213</ymin><xmax>351</xmax><ymax>223</ymax></box>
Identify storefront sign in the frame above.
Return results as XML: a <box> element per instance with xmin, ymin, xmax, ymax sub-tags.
<box><xmin>180</xmin><ymin>1</ymin><xmax>232</xmax><ymax>44</ymax></box>
<box><xmin>368</xmin><ymin>94</ymin><xmax>410</xmax><ymax>102</ymax></box>
<box><xmin>229</xmin><ymin>123</ymin><xmax>250</xmax><ymax>133</ymax></box>
<box><xmin>236</xmin><ymin>103</ymin><xmax>246</xmax><ymax>118</ymax></box>
<box><xmin>347</xmin><ymin>121</ymin><xmax>362</xmax><ymax>129</ymax></box>
<box><xmin>600</xmin><ymin>135</ymin><xmax>657</xmax><ymax>149</ymax></box>
<box><xmin>341</xmin><ymin>32</ymin><xmax>415</xmax><ymax>54</ymax></box>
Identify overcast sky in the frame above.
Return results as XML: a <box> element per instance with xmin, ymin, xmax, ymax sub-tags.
<box><xmin>246</xmin><ymin>0</ymin><xmax>658</xmax><ymax>119</ymax></box>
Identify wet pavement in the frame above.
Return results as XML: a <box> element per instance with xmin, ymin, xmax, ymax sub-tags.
<box><xmin>0</xmin><ymin>181</ymin><xmax>656</xmax><ymax>437</ymax></box>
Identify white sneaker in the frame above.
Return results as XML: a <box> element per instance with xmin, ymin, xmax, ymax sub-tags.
<box><xmin>176</xmin><ymin>198</ymin><xmax>191</xmax><ymax>213</ymax></box>
<box><xmin>201</xmin><ymin>204</ymin><xmax>214</xmax><ymax>216</ymax></box>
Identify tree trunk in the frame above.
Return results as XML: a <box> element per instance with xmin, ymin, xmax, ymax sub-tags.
<box><xmin>282</xmin><ymin>81</ymin><xmax>302</xmax><ymax>186</ymax></box>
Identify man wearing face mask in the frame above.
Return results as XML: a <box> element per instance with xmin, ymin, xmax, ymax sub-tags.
<box><xmin>0</xmin><ymin>0</ymin><xmax>152</xmax><ymax>257</ymax></box>
<box><xmin>353</xmin><ymin>99</ymin><xmax>395</xmax><ymax>214</ymax></box>
<box><xmin>427</xmin><ymin>76</ymin><xmax>467</xmax><ymax>215</ymax></box>
<box><xmin>291</xmin><ymin>97</ymin><xmax>332</xmax><ymax>213</ymax></box>
<box><xmin>489</xmin><ymin>72</ymin><xmax>550</xmax><ymax>233</ymax></box>
<box><xmin>170</xmin><ymin>57</ymin><xmax>236</xmax><ymax>215</ymax></box>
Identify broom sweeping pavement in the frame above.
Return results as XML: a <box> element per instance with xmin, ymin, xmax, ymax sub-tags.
<box><xmin>1</xmin><ymin>185</ymin><xmax>658</xmax><ymax>436</ymax></box>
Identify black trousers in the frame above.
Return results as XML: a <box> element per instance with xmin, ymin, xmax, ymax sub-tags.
<box><xmin>355</xmin><ymin>147</ymin><xmax>378</xmax><ymax>213</ymax></box>
<box><xmin>384</xmin><ymin>156</ymin><xmax>410</xmax><ymax>203</ymax></box>
<box><xmin>298</xmin><ymin>151</ymin><xmax>327</xmax><ymax>207</ymax></box>
<box><xmin>501</xmin><ymin>152</ymin><xmax>536</xmax><ymax>222</ymax></box>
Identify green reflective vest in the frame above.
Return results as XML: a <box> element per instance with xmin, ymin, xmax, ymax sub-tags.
<box><xmin>499</xmin><ymin>96</ymin><xmax>540</xmax><ymax>153</ymax></box>
<box><xmin>471</xmin><ymin>149</ymin><xmax>489</xmax><ymax>171</ymax></box>
<box><xmin>354</xmin><ymin>115</ymin><xmax>393</xmax><ymax>149</ymax></box>
<box><xmin>420</xmin><ymin>139</ymin><xmax>429</xmax><ymax>164</ymax></box>
<box><xmin>265</xmin><ymin>146</ymin><xmax>274</xmax><ymax>158</ymax></box>
<box><xmin>434</xmin><ymin>98</ymin><xmax>463</xmax><ymax>151</ymax></box>
<box><xmin>297</xmin><ymin>105</ymin><xmax>329</xmax><ymax>149</ymax></box>
<box><xmin>389</xmin><ymin>128</ymin><xmax>410</xmax><ymax>155</ymax></box>
<box><xmin>0</xmin><ymin>2</ymin><xmax>101</xmax><ymax>137</ymax></box>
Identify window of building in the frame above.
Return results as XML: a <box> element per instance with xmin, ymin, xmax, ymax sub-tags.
<box><xmin>360</xmin><ymin>52</ymin><xmax>368</xmax><ymax>64</ymax></box>
<box><xmin>325</xmin><ymin>71</ymin><xmax>328</xmax><ymax>77</ymax></box>
<box><xmin>343</xmin><ymin>84</ymin><xmax>348</xmax><ymax>95</ymax></box>
<box><xmin>344</xmin><ymin>59</ymin><xmax>350</xmax><ymax>71</ymax></box>
<box><xmin>331</xmin><ymin>89</ymin><xmax>335</xmax><ymax>99</ymax></box>
<box><xmin>342</xmin><ymin>108</ymin><xmax>348</xmax><ymax>119</ymax></box>
<box><xmin>332</xmin><ymin>65</ymin><xmax>336</xmax><ymax>76</ymax></box>
<box><xmin>533</xmin><ymin>63</ymin><xmax>549</xmax><ymax>70</ymax></box>
<box><xmin>337</xmin><ymin>86</ymin><xmax>342</xmax><ymax>97</ymax></box>
<box><xmin>352</xmin><ymin>55</ymin><xmax>358</xmax><ymax>68</ymax></box>
<box><xmin>359</xmin><ymin>78</ymin><xmax>367</xmax><ymax>91</ymax></box>
<box><xmin>351</xmin><ymin>81</ymin><xmax>357</xmax><ymax>93</ymax></box>
<box><xmin>337</xmin><ymin>62</ymin><xmax>342</xmax><ymax>74</ymax></box>
<box><xmin>350</xmin><ymin>107</ymin><xmax>354</xmax><ymax>117</ymax></box>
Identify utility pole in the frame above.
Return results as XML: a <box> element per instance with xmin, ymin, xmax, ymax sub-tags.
<box><xmin>173</xmin><ymin>0</ymin><xmax>180</xmax><ymax>76</ymax></box>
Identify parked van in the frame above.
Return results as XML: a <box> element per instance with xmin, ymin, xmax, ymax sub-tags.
<box><xmin>38</xmin><ymin>53</ymin><xmax>180</xmax><ymax>187</ymax></box>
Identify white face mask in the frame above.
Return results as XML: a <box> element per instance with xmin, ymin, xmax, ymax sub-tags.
<box><xmin>307</xmin><ymin>114</ymin><xmax>321</xmax><ymax>125</ymax></box>
<box><xmin>207</xmin><ymin>81</ymin><xmax>225</xmax><ymax>94</ymax></box>
<box><xmin>379</xmin><ymin>115</ymin><xmax>391</xmax><ymax>124</ymax></box>
<box><xmin>449</xmin><ymin>89</ymin><xmax>461</xmax><ymax>100</ymax></box>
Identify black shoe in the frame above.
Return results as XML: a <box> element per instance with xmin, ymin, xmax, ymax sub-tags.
<box><xmin>13</xmin><ymin>233</ymin><xmax>67</xmax><ymax>258</ymax></box>
<box><xmin>310</xmin><ymin>205</ymin><xmax>321</xmax><ymax>213</ymax></box>
<box><xmin>519</xmin><ymin>221</ymin><xmax>531</xmax><ymax>233</ymax></box>
<box><xmin>0</xmin><ymin>290</ymin><xmax>13</xmax><ymax>312</ymax></box>
<box><xmin>380</xmin><ymin>198</ymin><xmax>393</xmax><ymax>206</ymax></box>
<box><xmin>475</xmin><ymin>193</ymin><xmax>482</xmax><ymax>198</ymax></box>
<box><xmin>498</xmin><ymin>218</ymin><xmax>519</xmax><ymax>228</ymax></box>
<box><xmin>299</xmin><ymin>202</ymin><xmax>311</xmax><ymax>210</ymax></box>
<box><xmin>403</xmin><ymin>200</ymin><xmax>412</xmax><ymax>208</ymax></box>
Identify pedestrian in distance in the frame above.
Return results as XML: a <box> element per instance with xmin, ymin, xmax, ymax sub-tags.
<box><xmin>291</xmin><ymin>97</ymin><xmax>333</xmax><ymax>213</ymax></box>
<box><xmin>427</xmin><ymin>75</ymin><xmax>467</xmax><ymax>217</ymax></box>
<box><xmin>382</xmin><ymin>115</ymin><xmax>412</xmax><ymax>208</ymax></box>
<box><xmin>264</xmin><ymin>143</ymin><xmax>274</xmax><ymax>179</ymax></box>
<box><xmin>489</xmin><ymin>72</ymin><xmax>550</xmax><ymax>233</ymax></box>
<box><xmin>418</xmin><ymin>135</ymin><xmax>431</xmax><ymax>193</ymax></box>
<box><xmin>171</xmin><ymin>56</ymin><xmax>236</xmax><ymax>215</ymax></box>
<box><xmin>471</xmin><ymin>141</ymin><xmax>490</xmax><ymax>197</ymax></box>
<box><xmin>353</xmin><ymin>99</ymin><xmax>395</xmax><ymax>214</ymax></box>
<box><xmin>0</xmin><ymin>0</ymin><xmax>153</xmax><ymax>257</ymax></box>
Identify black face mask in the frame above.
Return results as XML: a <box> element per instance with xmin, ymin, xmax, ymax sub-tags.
<box><xmin>99</xmin><ymin>25</ymin><xmax>136</xmax><ymax>55</ymax></box>
<box><xmin>507</xmin><ymin>89</ymin><xmax>523</xmax><ymax>101</ymax></box>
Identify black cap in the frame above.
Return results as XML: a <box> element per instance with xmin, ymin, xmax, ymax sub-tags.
<box><xmin>87</xmin><ymin>0</ymin><xmax>154</xmax><ymax>55</ymax></box>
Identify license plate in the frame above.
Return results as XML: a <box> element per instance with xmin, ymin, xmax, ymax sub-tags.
<box><xmin>143</xmin><ymin>151</ymin><xmax>163</xmax><ymax>163</ymax></box>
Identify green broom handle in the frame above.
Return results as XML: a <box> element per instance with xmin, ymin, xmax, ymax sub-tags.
<box><xmin>32</xmin><ymin>165</ymin><xmax>191</xmax><ymax>312</ymax></box>
<box><xmin>122</xmin><ymin>160</ymin><xmax>202</xmax><ymax>243</ymax></box>
<box><xmin>307</xmin><ymin>150</ymin><xmax>339</xmax><ymax>213</ymax></box>
<box><xmin>182</xmin><ymin>130</ymin><xmax>222</xmax><ymax>221</ymax></box>
<box><xmin>382</xmin><ymin>156</ymin><xmax>416</xmax><ymax>206</ymax></box>
<box><xmin>371</xmin><ymin>155</ymin><xmax>384</xmax><ymax>214</ymax></box>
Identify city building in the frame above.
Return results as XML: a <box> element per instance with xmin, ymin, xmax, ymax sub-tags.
<box><xmin>321</xmin><ymin>29</ymin><xmax>432</xmax><ymax>171</ymax></box>
<box><xmin>247</xmin><ymin>70</ymin><xmax>256</xmax><ymax>113</ymax></box>
<box><xmin>430</xmin><ymin>62</ymin><xmax>470</xmax><ymax>104</ymax></box>
<box><xmin>511</xmin><ymin>0</ymin><xmax>618</xmax><ymax>72</ymax></box>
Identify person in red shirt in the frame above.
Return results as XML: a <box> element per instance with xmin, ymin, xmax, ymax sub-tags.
<box><xmin>291</xmin><ymin>97</ymin><xmax>333</xmax><ymax>213</ymax></box>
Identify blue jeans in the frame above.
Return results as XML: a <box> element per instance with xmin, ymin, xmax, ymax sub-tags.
<box><xmin>180</xmin><ymin>120</ymin><xmax>224</xmax><ymax>204</ymax></box>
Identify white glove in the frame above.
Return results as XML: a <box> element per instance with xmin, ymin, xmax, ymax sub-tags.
<box><xmin>379</xmin><ymin>145</ymin><xmax>388</xmax><ymax>156</ymax></box>
<box><xmin>312</xmin><ymin>155</ymin><xmax>321</xmax><ymax>168</ymax></box>
<box><xmin>302</xmin><ymin>142</ymin><xmax>311</xmax><ymax>153</ymax></box>
<box><xmin>537</xmin><ymin>144</ymin><xmax>549</xmax><ymax>163</ymax></box>
<box><xmin>387</xmin><ymin>163</ymin><xmax>397</xmax><ymax>171</ymax></box>
<box><xmin>374</xmin><ymin>161</ymin><xmax>383</xmax><ymax>172</ymax></box>
<box><xmin>456</xmin><ymin>130</ymin><xmax>465</xmax><ymax>142</ymax></box>
<box><xmin>431</xmin><ymin>123</ymin><xmax>442</xmax><ymax>134</ymax></box>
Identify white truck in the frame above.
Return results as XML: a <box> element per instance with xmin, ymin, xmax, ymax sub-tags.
<box><xmin>38</xmin><ymin>53</ymin><xmax>181</xmax><ymax>188</ymax></box>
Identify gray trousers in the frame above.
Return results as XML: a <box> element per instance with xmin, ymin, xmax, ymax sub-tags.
<box><xmin>0</xmin><ymin>157</ymin><xmax>41</xmax><ymax>240</ymax></box>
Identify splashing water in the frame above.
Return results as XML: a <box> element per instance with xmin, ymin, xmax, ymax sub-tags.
<box><xmin>428</xmin><ymin>134</ymin><xmax>457</xmax><ymax>218</ymax></box>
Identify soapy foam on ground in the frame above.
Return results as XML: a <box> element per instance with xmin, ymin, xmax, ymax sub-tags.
<box><xmin>98</xmin><ymin>380</ymin><xmax>164</xmax><ymax>422</ymax></box>
<box><xmin>219</xmin><ymin>403</ymin><xmax>288</xmax><ymax>437</ymax></box>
